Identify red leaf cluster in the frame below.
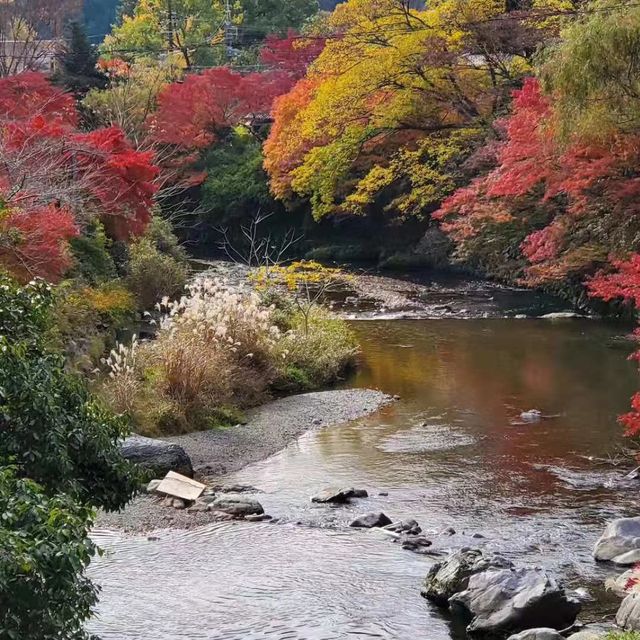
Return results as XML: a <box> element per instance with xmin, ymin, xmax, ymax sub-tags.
<box><xmin>0</xmin><ymin>205</ymin><xmax>79</xmax><ymax>282</ymax></box>
<box><xmin>152</xmin><ymin>33</ymin><xmax>323</xmax><ymax>150</ymax></box>
<box><xmin>0</xmin><ymin>72</ymin><xmax>158</xmax><ymax>280</ymax></box>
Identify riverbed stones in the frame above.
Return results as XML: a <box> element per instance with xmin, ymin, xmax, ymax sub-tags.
<box><xmin>245</xmin><ymin>513</ymin><xmax>272</xmax><ymax>522</ymax></box>
<box><xmin>349</xmin><ymin>512</ymin><xmax>393</xmax><ymax>528</ymax></box>
<box><xmin>211</xmin><ymin>494</ymin><xmax>264</xmax><ymax>517</ymax></box>
<box><xmin>617</xmin><ymin>592</ymin><xmax>640</xmax><ymax>630</ymax></box>
<box><xmin>448</xmin><ymin>568</ymin><xmax>581</xmax><ymax>636</ymax></box>
<box><xmin>507</xmin><ymin>628</ymin><xmax>563</xmax><ymax>640</ymax></box>
<box><xmin>311</xmin><ymin>487</ymin><xmax>368</xmax><ymax>504</ymax></box>
<box><xmin>593</xmin><ymin>516</ymin><xmax>640</xmax><ymax>561</ymax></box>
<box><xmin>400</xmin><ymin>535</ymin><xmax>434</xmax><ymax>553</ymax></box>
<box><xmin>421</xmin><ymin>548</ymin><xmax>514</xmax><ymax>605</ymax></box>
<box><xmin>383</xmin><ymin>519</ymin><xmax>422</xmax><ymax>535</ymax></box>
<box><xmin>120</xmin><ymin>435</ymin><xmax>193</xmax><ymax>478</ymax></box>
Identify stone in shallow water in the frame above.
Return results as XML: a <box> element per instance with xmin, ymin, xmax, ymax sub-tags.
<box><xmin>617</xmin><ymin>592</ymin><xmax>640</xmax><ymax>630</ymax></box>
<box><xmin>211</xmin><ymin>494</ymin><xmax>264</xmax><ymax>517</ymax></box>
<box><xmin>449</xmin><ymin>568</ymin><xmax>581</xmax><ymax>636</ymax></box>
<box><xmin>311</xmin><ymin>487</ymin><xmax>367</xmax><ymax>503</ymax></box>
<box><xmin>383</xmin><ymin>519</ymin><xmax>422</xmax><ymax>535</ymax></box>
<box><xmin>421</xmin><ymin>548</ymin><xmax>514</xmax><ymax>606</ymax></box>
<box><xmin>593</xmin><ymin>516</ymin><xmax>640</xmax><ymax>561</ymax></box>
<box><xmin>349</xmin><ymin>512</ymin><xmax>392</xmax><ymax>528</ymax></box>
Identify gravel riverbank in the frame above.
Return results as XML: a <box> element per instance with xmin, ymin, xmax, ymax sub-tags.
<box><xmin>96</xmin><ymin>389</ymin><xmax>393</xmax><ymax>532</ymax></box>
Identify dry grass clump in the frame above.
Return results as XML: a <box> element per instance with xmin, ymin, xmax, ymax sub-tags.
<box><xmin>99</xmin><ymin>277</ymin><xmax>359</xmax><ymax>435</ymax></box>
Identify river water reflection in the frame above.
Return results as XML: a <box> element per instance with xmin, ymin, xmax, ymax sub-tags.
<box><xmin>89</xmin><ymin>313</ymin><xmax>639</xmax><ymax>639</ymax></box>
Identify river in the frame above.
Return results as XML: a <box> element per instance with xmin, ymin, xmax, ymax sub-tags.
<box><xmin>88</xmin><ymin>275</ymin><xmax>639</xmax><ymax>640</ymax></box>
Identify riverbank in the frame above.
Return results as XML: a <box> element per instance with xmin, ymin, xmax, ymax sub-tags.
<box><xmin>97</xmin><ymin>389</ymin><xmax>393</xmax><ymax>532</ymax></box>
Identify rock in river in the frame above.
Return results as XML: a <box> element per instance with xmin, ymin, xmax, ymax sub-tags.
<box><xmin>507</xmin><ymin>629</ymin><xmax>563</xmax><ymax>640</ymax></box>
<box><xmin>349</xmin><ymin>512</ymin><xmax>392</xmax><ymax>528</ymax></box>
<box><xmin>422</xmin><ymin>548</ymin><xmax>514</xmax><ymax>606</ymax></box>
<box><xmin>617</xmin><ymin>592</ymin><xmax>640</xmax><ymax>631</ymax></box>
<box><xmin>593</xmin><ymin>516</ymin><xmax>640</xmax><ymax>561</ymax></box>
<box><xmin>120</xmin><ymin>435</ymin><xmax>193</xmax><ymax>478</ymax></box>
<box><xmin>211</xmin><ymin>494</ymin><xmax>264</xmax><ymax>517</ymax></box>
<box><xmin>311</xmin><ymin>487</ymin><xmax>368</xmax><ymax>504</ymax></box>
<box><xmin>449</xmin><ymin>568</ymin><xmax>581</xmax><ymax>636</ymax></box>
<box><xmin>384</xmin><ymin>519</ymin><xmax>422</xmax><ymax>535</ymax></box>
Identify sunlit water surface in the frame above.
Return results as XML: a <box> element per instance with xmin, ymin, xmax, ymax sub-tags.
<box><xmin>89</xmin><ymin>281</ymin><xmax>639</xmax><ymax>640</ymax></box>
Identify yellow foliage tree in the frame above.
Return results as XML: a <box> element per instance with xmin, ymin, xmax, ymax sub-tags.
<box><xmin>264</xmin><ymin>0</ymin><xmax>577</xmax><ymax>220</ymax></box>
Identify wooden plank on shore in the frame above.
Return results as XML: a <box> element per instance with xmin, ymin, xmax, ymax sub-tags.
<box><xmin>156</xmin><ymin>471</ymin><xmax>206</xmax><ymax>501</ymax></box>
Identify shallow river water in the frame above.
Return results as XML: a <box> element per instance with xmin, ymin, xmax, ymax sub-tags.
<box><xmin>89</xmin><ymin>278</ymin><xmax>639</xmax><ymax>640</ymax></box>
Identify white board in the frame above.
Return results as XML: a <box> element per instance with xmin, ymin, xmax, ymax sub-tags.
<box><xmin>156</xmin><ymin>471</ymin><xmax>206</xmax><ymax>501</ymax></box>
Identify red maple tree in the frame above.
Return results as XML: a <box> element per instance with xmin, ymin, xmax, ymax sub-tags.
<box><xmin>0</xmin><ymin>72</ymin><xmax>158</xmax><ymax>281</ymax></box>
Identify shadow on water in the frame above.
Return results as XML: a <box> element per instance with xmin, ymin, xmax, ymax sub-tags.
<box><xmin>89</xmin><ymin>280</ymin><xmax>639</xmax><ymax>640</ymax></box>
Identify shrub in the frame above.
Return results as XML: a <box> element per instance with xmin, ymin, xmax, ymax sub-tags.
<box><xmin>0</xmin><ymin>468</ymin><xmax>99</xmax><ymax>640</ymax></box>
<box><xmin>101</xmin><ymin>277</ymin><xmax>361</xmax><ymax>435</ymax></box>
<box><xmin>102</xmin><ymin>278</ymin><xmax>281</xmax><ymax>433</ymax></box>
<box><xmin>52</xmin><ymin>280</ymin><xmax>136</xmax><ymax>370</ymax></box>
<box><xmin>126</xmin><ymin>238</ymin><xmax>188</xmax><ymax>310</ymax></box>
<box><xmin>67</xmin><ymin>221</ymin><xmax>116</xmax><ymax>282</ymax></box>
<box><xmin>144</xmin><ymin>215</ymin><xmax>188</xmax><ymax>262</ymax></box>
<box><xmin>276</xmin><ymin>308</ymin><xmax>358</xmax><ymax>389</ymax></box>
<box><xmin>0</xmin><ymin>276</ymin><xmax>138</xmax><ymax>637</ymax></box>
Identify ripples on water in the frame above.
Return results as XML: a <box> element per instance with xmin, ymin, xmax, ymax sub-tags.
<box><xmin>89</xmin><ymin>282</ymin><xmax>639</xmax><ymax>639</ymax></box>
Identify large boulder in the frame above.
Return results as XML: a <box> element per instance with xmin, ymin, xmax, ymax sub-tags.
<box><xmin>617</xmin><ymin>592</ymin><xmax>640</xmax><ymax>631</ymax></box>
<box><xmin>421</xmin><ymin>548</ymin><xmax>513</xmax><ymax>606</ymax></box>
<box><xmin>120</xmin><ymin>435</ymin><xmax>193</xmax><ymax>478</ymax></box>
<box><xmin>507</xmin><ymin>629</ymin><xmax>563</xmax><ymax>640</ymax></box>
<box><xmin>449</xmin><ymin>568</ymin><xmax>581</xmax><ymax>636</ymax></box>
<box><xmin>349</xmin><ymin>512</ymin><xmax>393</xmax><ymax>528</ymax></box>
<box><xmin>593</xmin><ymin>517</ymin><xmax>640</xmax><ymax>561</ymax></box>
<box><xmin>211</xmin><ymin>494</ymin><xmax>264</xmax><ymax>517</ymax></box>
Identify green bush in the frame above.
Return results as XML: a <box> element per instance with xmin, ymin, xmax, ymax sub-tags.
<box><xmin>201</xmin><ymin>129</ymin><xmax>276</xmax><ymax>230</ymax></box>
<box><xmin>52</xmin><ymin>280</ymin><xmax>136</xmax><ymax>370</ymax></box>
<box><xmin>126</xmin><ymin>239</ymin><xmax>188</xmax><ymax>310</ymax></box>
<box><xmin>68</xmin><ymin>221</ymin><xmax>117</xmax><ymax>283</ymax></box>
<box><xmin>0</xmin><ymin>469</ymin><xmax>99</xmax><ymax>640</ymax></box>
<box><xmin>276</xmin><ymin>308</ymin><xmax>359</xmax><ymax>390</ymax></box>
<box><xmin>144</xmin><ymin>216</ymin><xmax>188</xmax><ymax>263</ymax></box>
<box><xmin>604</xmin><ymin>634</ymin><xmax>640</xmax><ymax>640</ymax></box>
<box><xmin>0</xmin><ymin>276</ymin><xmax>138</xmax><ymax>637</ymax></box>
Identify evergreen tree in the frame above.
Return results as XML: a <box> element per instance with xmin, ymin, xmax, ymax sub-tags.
<box><xmin>55</xmin><ymin>21</ymin><xmax>107</xmax><ymax>97</ymax></box>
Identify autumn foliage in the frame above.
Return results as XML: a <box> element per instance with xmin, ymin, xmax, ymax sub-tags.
<box><xmin>152</xmin><ymin>33</ymin><xmax>323</xmax><ymax>150</ymax></box>
<box><xmin>0</xmin><ymin>72</ymin><xmax>157</xmax><ymax>281</ymax></box>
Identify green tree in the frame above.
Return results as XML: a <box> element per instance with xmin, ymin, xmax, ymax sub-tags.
<box><xmin>541</xmin><ymin>0</ymin><xmax>640</xmax><ymax>140</ymax></box>
<box><xmin>237</xmin><ymin>0</ymin><xmax>319</xmax><ymax>42</ymax></box>
<box><xmin>103</xmin><ymin>0</ymin><xmax>227</xmax><ymax>68</ymax></box>
<box><xmin>55</xmin><ymin>21</ymin><xmax>107</xmax><ymax>97</ymax></box>
<box><xmin>0</xmin><ymin>277</ymin><xmax>138</xmax><ymax>638</ymax></box>
<box><xmin>201</xmin><ymin>129</ymin><xmax>277</xmax><ymax>230</ymax></box>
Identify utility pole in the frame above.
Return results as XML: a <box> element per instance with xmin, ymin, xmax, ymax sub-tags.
<box><xmin>224</xmin><ymin>0</ymin><xmax>233</xmax><ymax>60</ymax></box>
